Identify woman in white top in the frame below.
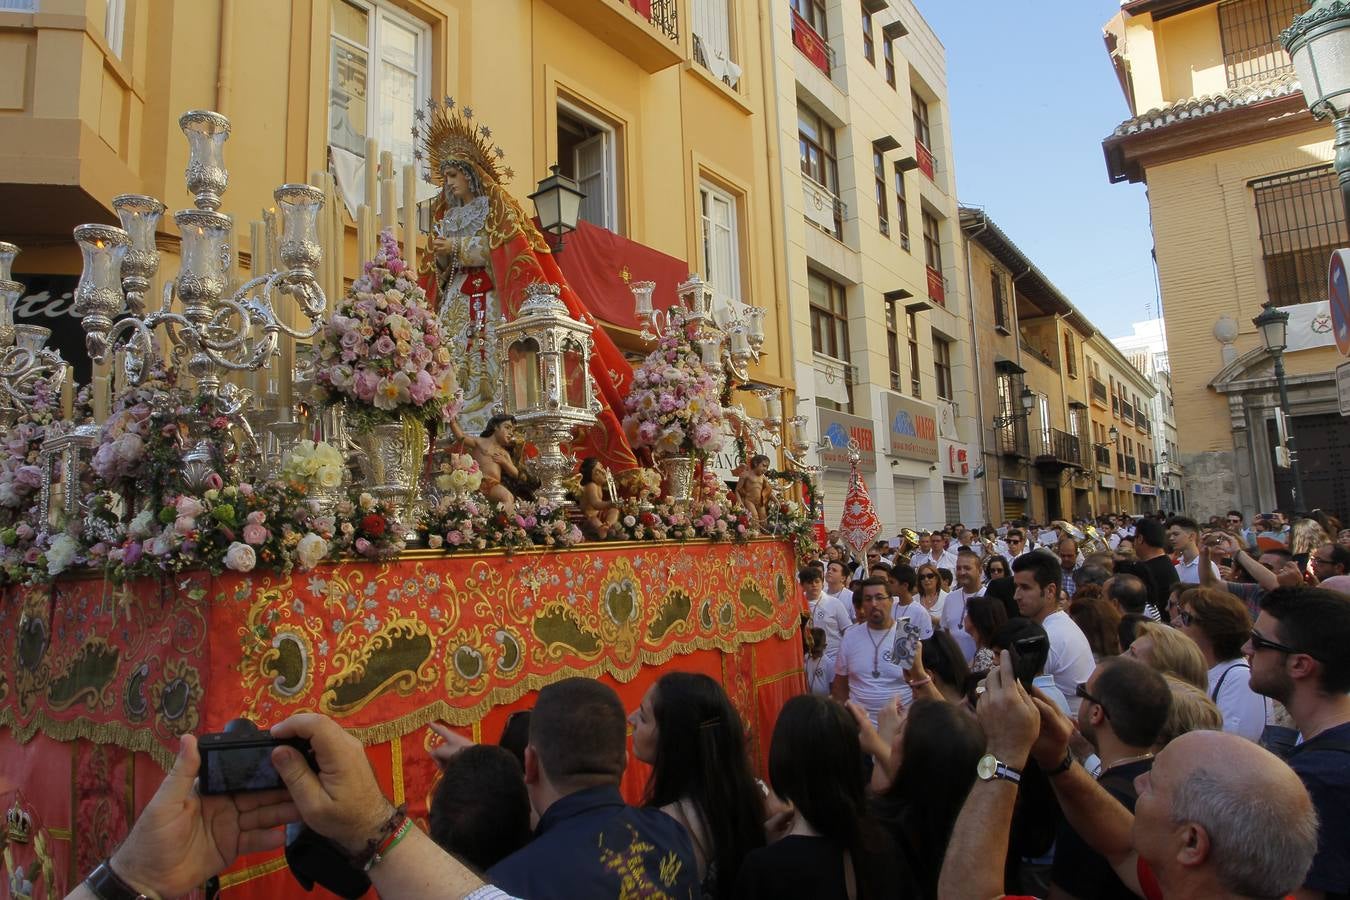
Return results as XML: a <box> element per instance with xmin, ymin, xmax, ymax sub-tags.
<box><xmin>914</xmin><ymin>562</ymin><xmax>948</xmax><ymax>632</ymax></box>
<box><xmin>1175</xmin><ymin>587</ymin><xmax>1269</xmax><ymax>742</ymax></box>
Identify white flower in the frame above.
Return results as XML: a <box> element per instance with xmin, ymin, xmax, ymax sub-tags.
<box><xmin>224</xmin><ymin>541</ymin><xmax>256</xmax><ymax>573</ymax></box>
<box><xmin>127</xmin><ymin>509</ymin><xmax>155</xmax><ymax>539</ymax></box>
<box><xmin>296</xmin><ymin>532</ymin><xmax>329</xmax><ymax>570</ymax></box>
<box><xmin>46</xmin><ymin>533</ymin><xmax>79</xmax><ymax>576</ymax></box>
<box><xmin>315</xmin><ymin>465</ymin><xmax>344</xmax><ymax>489</ymax></box>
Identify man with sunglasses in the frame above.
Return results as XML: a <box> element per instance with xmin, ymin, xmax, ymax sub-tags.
<box><xmin>1246</xmin><ymin>586</ymin><xmax>1350</xmax><ymax>900</ymax></box>
<box><xmin>1052</xmin><ymin>658</ymin><xmax>1171</xmax><ymax>900</ymax></box>
<box><xmin>1004</xmin><ymin>528</ymin><xmax>1028</xmax><ymax>561</ymax></box>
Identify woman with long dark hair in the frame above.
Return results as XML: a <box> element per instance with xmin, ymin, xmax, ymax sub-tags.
<box><xmin>631</xmin><ymin>672</ymin><xmax>766</xmax><ymax>899</ymax></box>
<box><xmin>962</xmin><ymin>595</ymin><xmax>1008</xmax><ymax>676</ymax></box>
<box><xmin>734</xmin><ymin>694</ymin><xmax>895</xmax><ymax>899</ymax></box>
<box><xmin>872</xmin><ymin>699</ymin><xmax>986</xmax><ymax>900</ymax></box>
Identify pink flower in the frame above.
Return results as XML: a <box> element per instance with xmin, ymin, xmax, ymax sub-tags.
<box><xmin>243</xmin><ymin>523</ymin><xmax>269</xmax><ymax>545</ymax></box>
<box><xmin>205</xmin><ymin>472</ymin><xmax>224</xmax><ymax>491</ymax></box>
<box><xmin>174</xmin><ymin>516</ymin><xmax>196</xmax><ymax>536</ymax></box>
<box><xmin>447</xmin><ymin>529</ymin><xmax>464</xmax><ymax>545</ymax></box>
<box><xmin>246</xmin><ymin>510</ymin><xmax>266</xmax><ymax>525</ymax></box>
<box><xmin>408</xmin><ymin>370</ymin><xmax>436</xmax><ymax>405</ymax></box>
<box><xmin>176</xmin><ymin>496</ymin><xmax>205</xmax><ymax>518</ymax></box>
<box><xmin>354</xmin><ymin>537</ymin><xmax>373</xmax><ymax>556</ymax></box>
<box><xmin>353</xmin><ymin>370</ymin><xmax>380</xmax><ymax>402</ymax></box>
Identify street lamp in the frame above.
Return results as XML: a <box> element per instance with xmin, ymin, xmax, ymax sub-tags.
<box><xmin>1283</xmin><ymin>0</ymin><xmax>1350</xmax><ymax>222</ymax></box>
<box><xmin>528</xmin><ymin>164</ymin><xmax>585</xmax><ymax>252</ymax></box>
<box><xmin>1253</xmin><ymin>303</ymin><xmax>1307</xmax><ymax>512</ymax></box>
<box><xmin>1108</xmin><ymin>425</ymin><xmax>1119</xmax><ymax>443</ymax></box>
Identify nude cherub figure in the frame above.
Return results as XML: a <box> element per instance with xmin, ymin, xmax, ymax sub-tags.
<box><xmin>449</xmin><ymin>413</ymin><xmax>520</xmax><ymax>514</ymax></box>
<box><xmin>736</xmin><ymin>454</ymin><xmax>774</xmax><ymax>526</ymax></box>
<box><xmin>579</xmin><ymin>457</ymin><xmax>620</xmax><ymax>539</ymax></box>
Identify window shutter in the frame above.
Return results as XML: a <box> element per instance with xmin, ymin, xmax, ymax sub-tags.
<box><xmin>574</xmin><ymin>132</ymin><xmax>609</xmax><ymax>228</ymax></box>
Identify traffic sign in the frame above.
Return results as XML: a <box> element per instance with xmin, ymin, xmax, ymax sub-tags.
<box><xmin>1329</xmin><ymin>250</ymin><xmax>1350</xmax><ymax>356</ymax></box>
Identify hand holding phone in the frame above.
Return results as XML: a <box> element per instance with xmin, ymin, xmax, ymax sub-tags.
<box><xmin>198</xmin><ymin>718</ymin><xmax>318</xmax><ymax>795</ymax></box>
<box><xmin>891</xmin><ymin>616</ymin><xmax>923</xmax><ymax>672</ymax></box>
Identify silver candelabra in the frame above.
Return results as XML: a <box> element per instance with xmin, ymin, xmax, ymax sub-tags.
<box><xmin>0</xmin><ymin>242</ymin><xmax>69</xmax><ymax>427</ymax></box>
<box><xmin>71</xmin><ymin>109</ymin><xmax>327</xmax><ymax>471</ymax></box>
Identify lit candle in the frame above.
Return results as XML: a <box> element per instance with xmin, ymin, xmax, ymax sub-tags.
<box><xmin>402</xmin><ymin>163</ymin><xmax>418</xmax><ymax>274</ymax></box>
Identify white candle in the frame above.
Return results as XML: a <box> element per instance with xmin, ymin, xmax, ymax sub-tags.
<box><xmin>356</xmin><ymin>204</ymin><xmax>369</xmax><ymax>267</ymax></box>
<box><xmin>731</xmin><ymin>329</ymin><xmax>751</xmax><ymax>356</ymax></box>
<box><xmin>364</xmin><ymin>138</ymin><xmax>379</xmax><ymax>215</ymax></box>
<box><xmin>379</xmin><ymin>150</ymin><xmax>396</xmax><ymax>234</ymax></box>
<box><xmin>765</xmin><ymin>393</ymin><xmax>782</xmax><ymax>422</ymax></box>
<box><xmin>402</xmin><ymin>163</ymin><xmax>418</xmax><ymax>274</ymax></box>
<box><xmin>249</xmin><ymin>222</ymin><xmax>262</xmax><ymax>276</ymax></box>
<box><xmin>330</xmin><ymin>175</ymin><xmax>345</xmax><ymax>298</ymax></box>
<box><xmin>263</xmin><ymin>207</ymin><xmax>279</xmax><ymax>273</ymax></box>
<box><xmin>60</xmin><ymin>370</ymin><xmax>74</xmax><ymax>420</ymax></box>
<box><xmin>92</xmin><ymin>358</ymin><xmax>110</xmax><ymax>423</ymax></box>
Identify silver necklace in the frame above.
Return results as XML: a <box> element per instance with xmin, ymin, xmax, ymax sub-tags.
<box><xmin>866</xmin><ymin>623</ymin><xmax>895</xmax><ymax>678</ymax></box>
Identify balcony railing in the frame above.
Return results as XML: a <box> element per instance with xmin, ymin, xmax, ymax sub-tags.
<box><xmin>1090</xmin><ymin>377</ymin><xmax>1107</xmax><ymax>405</ymax></box>
<box><xmin>1121</xmin><ymin>399</ymin><xmax>1134</xmax><ymax>421</ymax></box>
<box><xmin>1117</xmin><ymin>451</ymin><xmax>1125</xmax><ymax>472</ymax></box>
<box><xmin>628</xmin><ymin>0</ymin><xmax>679</xmax><ymax>41</ymax></box>
<box><xmin>1034</xmin><ymin>428</ymin><xmax>1086</xmax><ymax>469</ymax></box>
<box><xmin>995</xmin><ymin>422</ymin><xmax>1029</xmax><ymax>457</ymax></box>
<box><xmin>1111</xmin><ymin>395</ymin><xmax>1119</xmax><ymax>415</ymax></box>
<box><xmin>1095</xmin><ymin>445</ymin><xmax>1112</xmax><ymax>468</ymax></box>
<box><xmin>1019</xmin><ymin>338</ymin><xmax>1056</xmax><ymax>371</ymax></box>
<box><xmin>1136</xmin><ymin>412</ymin><xmax>1150</xmax><ymax>433</ymax></box>
<box><xmin>916</xmin><ymin>140</ymin><xmax>935</xmax><ymax>180</ymax></box>
<box><xmin>802</xmin><ymin>179</ymin><xmax>845</xmax><ymax>240</ymax></box>
<box><xmin>1125</xmin><ymin>456</ymin><xmax>1137</xmax><ymax>477</ymax></box>
<box><xmin>790</xmin><ymin>8</ymin><xmax>831</xmax><ymax>75</ymax></box>
<box><xmin>926</xmin><ymin>265</ymin><xmax>945</xmax><ymax>306</ymax></box>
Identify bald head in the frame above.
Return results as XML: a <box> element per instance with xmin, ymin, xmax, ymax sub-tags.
<box><xmin>1138</xmin><ymin>731</ymin><xmax>1317</xmax><ymax>898</ymax></box>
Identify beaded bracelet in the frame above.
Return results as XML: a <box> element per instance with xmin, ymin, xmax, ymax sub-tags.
<box><xmin>350</xmin><ymin>804</ymin><xmax>408</xmax><ymax>871</ymax></box>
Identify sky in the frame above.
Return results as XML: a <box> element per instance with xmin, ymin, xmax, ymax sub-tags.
<box><xmin>911</xmin><ymin>0</ymin><xmax>1159</xmax><ymax>340</ymax></box>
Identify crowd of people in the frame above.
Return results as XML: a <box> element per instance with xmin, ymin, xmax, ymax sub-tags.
<box><xmin>64</xmin><ymin>510</ymin><xmax>1350</xmax><ymax>900</ymax></box>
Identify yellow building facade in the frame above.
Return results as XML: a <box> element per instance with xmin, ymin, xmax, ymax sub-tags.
<box><xmin>1103</xmin><ymin>0</ymin><xmax>1347</xmax><ymax>517</ymax></box>
<box><xmin>962</xmin><ymin>208</ymin><xmax>1159</xmax><ymax>524</ymax></box>
<box><xmin>0</xmin><ymin>0</ymin><xmax>791</xmax><ymax>422</ymax></box>
<box><xmin>773</xmin><ymin>0</ymin><xmax>980</xmax><ymax>531</ymax></box>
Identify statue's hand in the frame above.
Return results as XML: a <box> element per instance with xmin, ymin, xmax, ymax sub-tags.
<box><xmin>432</xmin><ymin>236</ymin><xmax>454</xmax><ymax>255</ymax></box>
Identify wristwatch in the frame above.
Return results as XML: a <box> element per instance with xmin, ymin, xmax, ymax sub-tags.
<box><xmin>976</xmin><ymin>753</ymin><xmax>1022</xmax><ymax>785</ymax></box>
<box><xmin>1045</xmin><ymin>748</ymin><xmax>1074</xmax><ymax>777</ymax></box>
<box><xmin>85</xmin><ymin>860</ymin><xmax>154</xmax><ymax>900</ymax></box>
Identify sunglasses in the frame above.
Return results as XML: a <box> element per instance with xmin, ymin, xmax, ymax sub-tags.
<box><xmin>920</xmin><ymin>573</ymin><xmax>937</xmax><ymax>580</ymax></box>
<box><xmin>1074</xmin><ymin>682</ymin><xmax>1110</xmax><ymax>719</ymax></box>
<box><xmin>1248</xmin><ymin>629</ymin><xmax>1303</xmax><ymax>656</ymax></box>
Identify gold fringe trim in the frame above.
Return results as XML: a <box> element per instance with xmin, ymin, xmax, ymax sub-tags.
<box><xmin>390</xmin><ymin>734</ymin><xmax>405</xmax><ymax>806</ymax></box>
<box><xmin>0</xmin><ymin>710</ymin><xmax>177</xmax><ymax>770</ymax></box>
<box><xmin>219</xmin><ymin>855</ymin><xmax>289</xmax><ymax>889</ymax></box>
<box><xmin>753</xmin><ymin>666</ymin><xmax>805</xmax><ymax>690</ymax></box>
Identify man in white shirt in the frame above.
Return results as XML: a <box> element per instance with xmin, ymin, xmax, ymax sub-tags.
<box><xmin>1004</xmin><ymin>528</ymin><xmax>1028</xmax><ymax>560</ymax></box>
<box><xmin>800</xmin><ymin>567</ymin><xmax>852</xmax><ymax>663</ymax></box>
<box><xmin>908</xmin><ymin>532</ymin><xmax>935</xmax><ymax>570</ymax></box>
<box><xmin>1167</xmin><ymin>515</ymin><xmax>1220</xmax><ymax>583</ymax></box>
<box><xmin>1101</xmin><ymin>520</ymin><xmax>1122</xmax><ymax>551</ymax></box>
<box><xmin>933</xmin><ymin>532</ymin><xmax>960</xmax><ymax>572</ymax></box>
<box><xmin>940</xmin><ymin>549</ymin><xmax>984</xmax><ymax>663</ymax></box>
<box><xmin>880</xmin><ymin>563</ymin><xmax>935</xmax><ymax>642</ymax></box>
<box><xmin>852</xmin><ymin>545</ymin><xmax>885</xmax><ymax>582</ymax></box>
<box><xmin>1011</xmin><ymin>549</ymin><xmax>1095</xmax><ymax>714</ymax></box>
<box><xmin>831</xmin><ymin>578</ymin><xmax>913</xmax><ymax>722</ymax></box>
<box><xmin>823</xmin><ymin>559</ymin><xmax>853</xmax><ymax>609</ymax></box>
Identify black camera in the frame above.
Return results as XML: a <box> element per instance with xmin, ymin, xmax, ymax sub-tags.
<box><xmin>198</xmin><ymin>718</ymin><xmax>317</xmax><ymax>795</ymax></box>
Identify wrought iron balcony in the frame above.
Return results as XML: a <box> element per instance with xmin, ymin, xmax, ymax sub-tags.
<box><xmin>995</xmin><ymin>422</ymin><xmax>1029</xmax><ymax>458</ymax></box>
<box><xmin>1095</xmin><ymin>444</ymin><xmax>1112</xmax><ymax>468</ymax></box>
<box><xmin>1121</xmin><ymin>399</ymin><xmax>1134</xmax><ymax>420</ymax></box>
<box><xmin>790</xmin><ymin>8</ymin><xmax>832</xmax><ymax>76</ymax></box>
<box><xmin>1125</xmin><ymin>456</ymin><xmax>1137</xmax><ymax>476</ymax></box>
<box><xmin>1034</xmin><ymin>428</ymin><xmax>1086</xmax><ymax>471</ymax></box>
<box><xmin>1090</xmin><ymin>376</ymin><xmax>1107</xmax><ymax>405</ymax></box>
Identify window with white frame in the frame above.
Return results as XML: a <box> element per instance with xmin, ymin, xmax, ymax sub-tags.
<box><xmin>93</xmin><ymin>0</ymin><xmax>126</xmax><ymax>56</ymax></box>
<box><xmin>328</xmin><ymin>0</ymin><xmax>430</xmax><ymax>168</ymax></box>
<box><xmin>698</xmin><ymin>181</ymin><xmax>741</xmax><ymax>305</ymax></box>
<box><xmin>557</xmin><ymin>101</ymin><xmax>621</xmax><ymax>233</ymax></box>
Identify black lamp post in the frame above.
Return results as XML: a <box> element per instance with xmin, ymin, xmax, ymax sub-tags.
<box><xmin>1253</xmin><ymin>303</ymin><xmax>1306</xmax><ymax>512</ymax></box>
<box><xmin>528</xmin><ymin>164</ymin><xmax>585</xmax><ymax>251</ymax></box>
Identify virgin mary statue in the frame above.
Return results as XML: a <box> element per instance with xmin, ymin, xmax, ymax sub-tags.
<box><xmin>415</xmin><ymin>99</ymin><xmax>637</xmax><ymax>473</ymax></box>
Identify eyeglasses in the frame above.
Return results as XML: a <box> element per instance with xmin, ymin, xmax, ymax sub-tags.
<box><xmin>1248</xmin><ymin>629</ymin><xmax>1303</xmax><ymax>656</ymax></box>
<box><xmin>1227</xmin><ymin>518</ymin><xmax>1242</xmax><ymax>524</ymax></box>
<box><xmin>1312</xmin><ymin>556</ymin><xmax>1336</xmax><ymax>566</ymax></box>
<box><xmin>920</xmin><ymin>574</ymin><xmax>937</xmax><ymax>580</ymax></box>
<box><xmin>1075</xmin><ymin>682</ymin><xmax>1110</xmax><ymax>719</ymax></box>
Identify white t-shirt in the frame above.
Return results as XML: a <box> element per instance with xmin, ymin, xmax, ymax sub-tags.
<box><xmin>835</xmin><ymin>621</ymin><xmax>912</xmax><ymax>723</ymax></box>
<box><xmin>808</xmin><ymin>593</ymin><xmax>854</xmax><ymax>658</ymax></box>
<box><xmin>909</xmin><ymin>550</ymin><xmax>935</xmax><ymax>570</ymax></box>
<box><xmin>805</xmin><ymin>653</ymin><xmax>836</xmax><ymax>696</ymax></box>
<box><xmin>1041</xmin><ymin>610</ymin><xmax>1096</xmax><ymax>715</ymax></box>
<box><xmin>1106</xmin><ymin>533</ymin><xmax>1121</xmax><ymax>550</ymax></box>
<box><xmin>940</xmin><ymin>585</ymin><xmax>983</xmax><ymax>663</ymax></box>
<box><xmin>1208</xmin><ymin>659</ymin><xmax>1269</xmax><ymax>743</ymax></box>
<box><xmin>825</xmin><ymin>586</ymin><xmax>853</xmax><ymax>610</ymax></box>
<box><xmin>934</xmin><ymin>548</ymin><xmax>959</xmax><ymax>572</ymax></box>
<box><xmin>1174</xmin><ymin>554</ymin><xmax>1221</xmax><ymax>583</ymax></box>
<box><xmin>891</xmin><ymin>598</ymin><xmax>935</xmax><ymax>641</ymax></box>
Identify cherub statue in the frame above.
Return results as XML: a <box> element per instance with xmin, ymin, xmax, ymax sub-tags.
<box><xmin>736</xmin><ymin>454</ymin><xmax>775</xmax><ymax>526</ymax></box>
<box><xmin>578</xmin><ymin>456</ymin><xmax>620</xmax><ymax>539</ymax></box>
<box><xmin>448</xmin><ymin>412</ymin><xmax>520</xmax><ymax>514</ymax></box>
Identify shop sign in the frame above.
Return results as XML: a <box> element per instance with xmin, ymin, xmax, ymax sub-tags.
<box><xmin>1100</xmin><ymin>474</ymin><xmax>1117</xmax><ymax>489</ymax></box>
<box><xmin>1132</xmin><ymin>483</ymin><xmax>1158</xmax><ymax>496</ymax></box>
<box><xmin>940</xmin><ymin>439</ymin><xmax>970</xmax><ymax>480</ymax></box>
<box><xmin>817</xmin><ymin>408</ymin><xmax>877</xmax><ymax>472</ymax></box>
<box><xmin>884</xmin><ymin>392</ymin><xmax>938</xmax><ymax>463</ymax></box>
<box><xmin>1001</xmin><ymin>478</ymin><xmax>1028</xmax><ymax>500</ymax></box>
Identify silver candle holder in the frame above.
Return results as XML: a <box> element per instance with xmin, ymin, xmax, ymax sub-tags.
<box><xmin>71</xmin><ymin>109</ymin><xmax>329</xmax><ymax>475</ymax></box>
<box><xmin>0</xmin><ymin>243</ymin><xmax>70</xmax><ymax>427</ymax></box>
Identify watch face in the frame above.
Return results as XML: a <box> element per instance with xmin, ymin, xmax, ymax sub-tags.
<box><xmin>977</xmin><ymin>753</ymin><xmax>998</xmax><ymax>780</ymax></box>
